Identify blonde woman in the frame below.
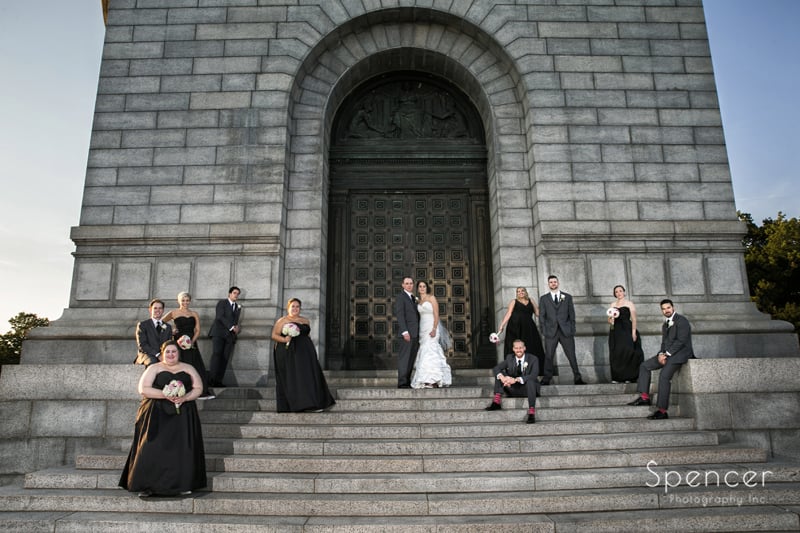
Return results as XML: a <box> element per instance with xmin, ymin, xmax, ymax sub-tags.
<box><xmin>497</xmin><ymin>287</ymin><xmax>546</xmax><ymax>376</ymax></box>
<box><xmin>163</xmin><ymin>292</ymin><xmax>213</xmax><ymax>399</ymax></box>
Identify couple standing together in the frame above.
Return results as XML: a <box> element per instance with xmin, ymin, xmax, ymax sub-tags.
<box><xmin>395</xmin><ymin>276</ymin><xmax>452</xmax><ymax>389</ymax></box>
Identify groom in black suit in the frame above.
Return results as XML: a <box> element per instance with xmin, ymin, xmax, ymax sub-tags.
<box><xmin>394</xmin><ymin>276</ymin><xmax>419</xmax><ymax>388</ymax></box>
<box><xmin>135</xmin><ymin>298</ymin><xmax>172</xmax><ymax>366</ymax></box>
<box><xmin>208</xmin><ymin>286</ymin><xmax>242</xmax><ymax>387</ymax></box>
<box><xmin>538</xmin><ymin>275</ymin><xmax>585</xmax><ymax>385</ymax></box>
<box><xmin>485</xmin><ymin>339</ymin><xmax>540</xmax><ymax>423</ymax></box>
<box><xmin>628</xmin><ymin>299</ymin><xmax>695</xmax><ymax>419</ymax></box>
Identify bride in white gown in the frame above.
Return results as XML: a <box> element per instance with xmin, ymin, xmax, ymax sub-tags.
<box><xmin>411</xmin><ymin>281</ymin><xmax>452</xmax><ymax>389</ymax></box>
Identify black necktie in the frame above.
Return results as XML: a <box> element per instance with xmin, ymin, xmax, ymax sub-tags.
<box><xmin>517</xmin><ymin>360</ymin><xmax>522</xmax><ymax>375</ymax></box>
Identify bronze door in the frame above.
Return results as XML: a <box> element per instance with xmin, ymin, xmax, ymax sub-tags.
<box><xmin>327</xmin><ymin>190</ymin><xmax>495</xmax><ymax>370</ymax></box>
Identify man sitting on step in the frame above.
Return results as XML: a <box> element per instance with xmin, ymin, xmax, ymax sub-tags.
<box><xmin>627</xmin><ymin>299</ymin><xmax>695</xmax><ymax>420</ymax></box>
<box><xmin>485</xmin><ymin>339</ymin><xmax>540</xmax><ymax>424</ymax></box>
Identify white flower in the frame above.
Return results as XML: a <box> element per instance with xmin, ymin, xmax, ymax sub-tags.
<box><xmin>177</xmin><ymin>335</ymin><xmax>192</xmax><ymax>350</ymax></box>
<box><xmin>489</xmin><ymin>332</ymin><xmax>500</xmax><ymax>344</ymax></box>
<box><xmin>559</xmin><ymin>294</ymin><xmax>565</xmax><ymax>302</ymax></box>
<box><xmin>606</xmin><ymin>307</ymin><xmax>620</xmax><ymax>319</ymax></box>
<box><xmin>522</xmin><ymin>362</ymin><xmax>528</xmax><ymax>370</ymax></box>
<box><xmin>282</xmin><ymin>323</ymin><xmax>301</xmax><ymax>347</ymax></box>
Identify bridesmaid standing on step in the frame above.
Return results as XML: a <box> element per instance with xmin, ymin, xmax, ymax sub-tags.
<box><xmin>497</xmin><ymin>287</ymin><xmax>546</xmax><ymax>377</ymax></box>
<box><xmin>163</xmin><ymin>292</ymin><xmax>213</xmax><ymax>399</ymax></box>
<box><xmin>607</xmin><ymin>285</ymin><xmax>644</xmax><ymax>383</ymax></box>
<box><xmin>271</xmin><ymin>298</ymin><xmax>336</xmax><ymax>413</ymax></box>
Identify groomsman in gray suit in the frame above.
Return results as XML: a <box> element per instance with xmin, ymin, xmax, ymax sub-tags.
<box><xmin>538</xmin><ymin>275</ymin><xmax>585</xmax><ymax>385</ymax></box>
<box><xmin>135</xmin><ymin>298</ymin><xmax>173</xmax><ymax>366</ymax></box>
<box><xmin>627</xmin><ymin>299</ymin><xmax>695</xmax><ymax>419</ymax></box>
<box><xmin>208</xmin><ymin>286</ymin><xmax>242</xmax><ymax>387</ymax></box>
<box><xmin>394</xmin><ymin>276</ymin><xmax>419</xmax><ymax>388</ymax></box>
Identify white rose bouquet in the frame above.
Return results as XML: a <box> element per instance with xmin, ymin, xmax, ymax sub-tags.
<box><xmin>162</xmin><ymin>379</ymin><xmax>186</xmax><ymax>414</ymax></box>
<box><xmin>606</xmin><ymin>307</ymin><xmax>619</xmax><ymax>330</ymax></box>
<box><xmin>489</xmin><ymin>332</ymin><xmax>500</xmax><ymax>344</ymax></box>
<box><xmin>177</xmin><ymin>335</ymin><xmax>192</xmax><ymax>350</ymax></box>
<box><xmin>282</xmin><ymin>323</ymin><xmax>301</xmax><ymax>347</ymax></box>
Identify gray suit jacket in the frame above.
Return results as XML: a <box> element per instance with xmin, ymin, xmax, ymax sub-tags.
<box><xmin>135</xmin><ymin>319</ymin><xmax>173</xmax><ymax>365</ymax></box>
<box><xmin>209</xmin><ymin>299</ymin><xmax>241</xmax><ymax>340</ymax></box>
<box><xmin>394</xmin><ymin>291</ymin><xmax>419</xmax><ymax>338</ymax></box>
<box><xmin>661</xmin><ymin>313</ymin><xmax>694</xmax><ymax>363</ymax></box>
<box><xmin>493</xmin><ymin>353</ymin><xmax>538</xmax><ymax>384</ymax></box>
<box><xmin>538</xmin><ymin>292</ymin><xmax>576</xmax><ymax>338</ymax></box>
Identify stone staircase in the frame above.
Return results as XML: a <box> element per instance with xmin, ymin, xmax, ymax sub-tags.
<box><xmin>1</xmin><ymin>370</ymin><xmax>799</xmax><ymax>531</ymax></box>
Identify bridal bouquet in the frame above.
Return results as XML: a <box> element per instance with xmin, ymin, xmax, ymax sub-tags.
<box><xmin>177</xmin><ymin>334</ymin><xmax>192</xmax><ymax>350</ymax></box>
<box><xmin>489</xmin><ymin>332</ymin><xmax>500</xmax><ymax>344</ymax></box>
<box><xmin>162</xmin><ymin>379</ymin><xmax>186</xmax><ymax>414</ymax></box>
<box><xmin>282</xmin><ymin>323</ymin><xmax>301</xmax><ymax>347</ymax></box>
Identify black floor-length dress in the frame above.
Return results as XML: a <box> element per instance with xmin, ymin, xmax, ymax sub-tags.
<box><xmin>608</xmin><ymin>306</ymin><xmax>645</xmax><ymax>382</ymax></box>
<box><xmin>273</xmin><ymin>322</ymin><xmax>336</xmax><ymax>412</ymax></box>
<box><xmin>503</xmin><ymin>300</ymin><xmax>547</xmax><ymax>376</ymax></box>
<box><xmin>119</xmin><ymin>370</ymin><xmax>207</xmax><ymax>495</ymax></box>
<box><xmin>174</xmin><ymin>315</ymin><xmax>211</xmax><ymax>396</ymax></box>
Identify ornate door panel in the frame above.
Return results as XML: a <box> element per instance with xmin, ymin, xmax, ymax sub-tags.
<box><xmin>328</xmin><ymin>191</ymin><xmax>482</xmax><ymax>370</ymax></box>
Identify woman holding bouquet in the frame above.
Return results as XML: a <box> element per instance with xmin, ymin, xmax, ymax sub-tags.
<box><xmin>607</xmin><ymin>285</ymin><xmax>644</xmax><ymax>383</ymax></box>
<box><xmin>162</xmin><ymin>292</ymin><xmax>213</xmax><ymax>399</ymax></box>
<box><xmin>497</xmin><ymin>287</ymin><xmax>546</xmax><ymax>376</ymax></box>
<box><xmin>271</xmin><ymin>298</ymin><xmax>335</xmax><ymax>412</ymax></box>
<box><xmin>119</xmin><ymin>340</ymin><xmax>207</xmax><ymax>498</ymax></box>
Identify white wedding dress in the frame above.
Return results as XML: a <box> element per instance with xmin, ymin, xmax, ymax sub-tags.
<box><xmin>411</xmin><ymin>301</ymin><xmax>452</xmax><ymax>389</ymax></box>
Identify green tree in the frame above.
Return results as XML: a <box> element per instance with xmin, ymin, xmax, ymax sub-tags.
<box><xmin>0</xmin><ymin>312</ymin><xmax>50</xmax><ymax>366</ymax></box>
<box><xmin>739</xmin><ymin>211</ymin><xmax>800</xmax><ymax>333</ymax></box>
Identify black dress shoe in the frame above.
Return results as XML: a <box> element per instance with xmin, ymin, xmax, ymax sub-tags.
<box><xmin>526</xmin><ymin>414</ymin><xmax>536</xmax><ymax>424</ymax></box>
<box><xmin>627</xmin><ymin>397</ymin><xmax>651</xmax><ymax>406</ymax></box>
<box><xmin>574</xmin><ymin>378</ymin><xmax>586</xmax><ymax>385</ymax></box>
<box><xmin>647</xmin><ymin>410</ymin><xmax>669</xmax><ymax>420</ymax></box>
<box><xmin>540</xmin><ymin>380</ymin><xmax>551</xmax><ymax>386</ymax></box>
<box><xmin>138</xmin><ymin>490</ymin><xmax>152</xmax><ymax>499</ymax></box>
<box><xmin>485</xmin><ymin>402</ymin><xmax>502</xmax><ymax>411</ymax></box>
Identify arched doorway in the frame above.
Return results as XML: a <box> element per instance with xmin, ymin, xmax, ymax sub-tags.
<box><xmin>325</xmin><ymin>72</ymin><xmax>496</xmax><ymax>371</ymax></box>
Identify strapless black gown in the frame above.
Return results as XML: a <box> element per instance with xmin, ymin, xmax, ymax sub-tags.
<box><xmin>119</xmin><ymin>370</ymin><xmax>207</xmax><ymax>495</ymax></box>
<box><xmin>503</xmin><ymin>300</ymin><xmax>547</xmax><ymax>376</ymax></box>
<box><xmin>608</xmin><ymin>306</ymin><xmax>644</xmax><ymax>382</ymax></box>
<box><xmin>174</xmin><ymin>316</ymin><xmax>210</xmax><ymax>396</ymax></box>
<box><xmin>273</xmin><ymin>322</ymin><xmax>336</xmax><ymax>412</ymax></box>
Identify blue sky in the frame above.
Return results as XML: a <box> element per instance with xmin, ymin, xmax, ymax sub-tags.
<box><xmin>0</xmin><ymin>0</ymin><xmax>797</xmax><ymax>326</ymax></box>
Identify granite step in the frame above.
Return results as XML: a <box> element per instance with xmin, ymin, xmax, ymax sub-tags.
<box><xmin>199</xmin><ymin>417</ymin><xmax>698</xmax><ymax>440</ymax></box>
<box><xmin>196</xmin><ymin>405</ymin><xmax>659</xmax><ymax>425</ymax></box>
<box><xmin>1</xmin><ymin>483</ymin><xmax>798</xmax><ymax>517</ymax></box>
<box><xmin>197</xmin><ymin>393</ymin><xmax>640</xmax><ymax>412</ymax></box>
<box><xmin>74</xmin><ymin>444</ymin><xmax>767</xmax><ymax>475</ymax></box>
<box><xmin>3</xmin><ymin>507</ymin><xmax>796</xmax><ymax>533</ymax></box>
<box><xmin>25</xmin><ymin>461</ymin><xmax>799</xmax><ymax>494</ymax></box>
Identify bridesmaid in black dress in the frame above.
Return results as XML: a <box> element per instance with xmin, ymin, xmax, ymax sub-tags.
<box><xmin>119</xmin><ymin>340</ymin><xmax>207</xmax><ymax>497</ymax></box>
<box><xmin>607</xmin><ymin>285</ymin><xmax>644</xmax><ymax>383</ymax></box>
<box><xmin>497</xmin><ymin>287</ymin><xmax>547</xmax><ymax>376</ymax></box>
<box><xmin>271</xmin><ymin>298</ymin><xmax>336</xmax><ymax>412</ymax></box>
<box><xmin>163</xmin><ymin>292</ymin><xmax>213</xmax><ymax>399</ymax></box>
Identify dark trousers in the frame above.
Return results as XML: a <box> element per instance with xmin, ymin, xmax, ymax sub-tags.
<box><xmin>637</xmin><ymin>355</ymin><xmax>683</xmax><ymax>410</ymax></box>
<box><xmin>494</xmin><ymin>378</ymin><xmax>539</xmax><ymax>407</ymax></box>
<box><xmin>543</xmin><ymin>328</ymin><xmax>581</xmax><ymax>381</ymax></box>
<box><xmin>209</xmin><ymin>335</ymin><xmax>235</xmax><ymax>385</ymax></box>
<box><xmin>397</xmin><ymin>336</ymin><xmax>419</xmax><ymax>387</ymax></box>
